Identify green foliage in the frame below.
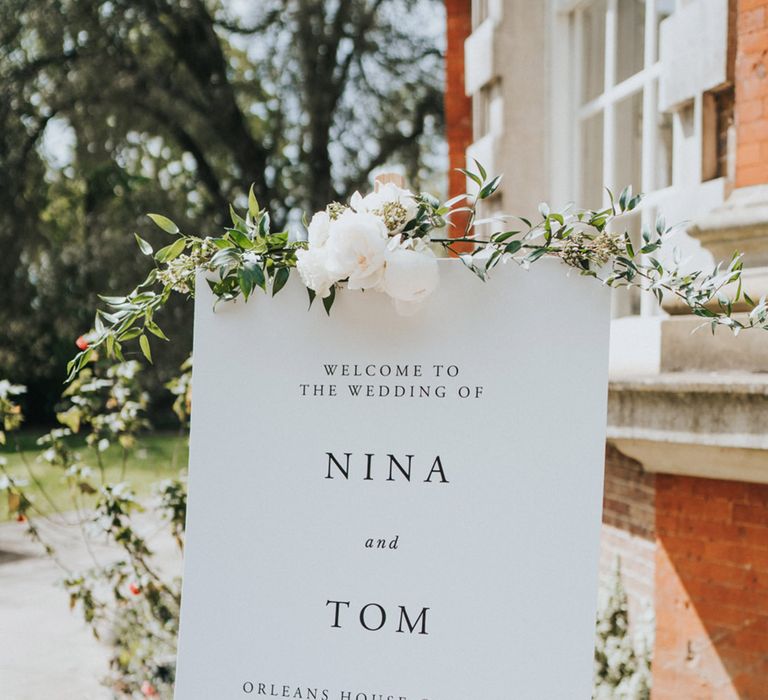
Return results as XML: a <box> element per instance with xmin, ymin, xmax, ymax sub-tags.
<box><xmin>0</xmin><ymin>359</ymin><xmax>189</xmax><ymax>698</ymax></box>
<box><xmin>66</xmin><ymin>198</ymin><xmax>307</xmax><ymax>380</ymax></box>
<box><xmin>0</xmin><ymin>380</ymin><xmax>26</xmax><ymax>445</ymax></box>
<box><xmin>594</xmin><ymin>562</ymin><xmax>653</xmax><ymax>699</ymax></box>
<box><xmin>67</xmin><ymin>164</ymin><xmax>765</xmax><ymax>383</ymax></box>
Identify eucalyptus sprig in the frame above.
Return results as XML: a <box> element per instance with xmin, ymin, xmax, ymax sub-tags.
<box><xmin>66</xmin><ymin>188</ymin><xmax>305</xmax><ymax>382</ymax></box>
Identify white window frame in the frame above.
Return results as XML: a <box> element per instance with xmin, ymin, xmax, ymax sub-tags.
<box><xmin>555</xmin><ymin>0</ymin><xmax>677</xmax><ymax>317</ymax></box>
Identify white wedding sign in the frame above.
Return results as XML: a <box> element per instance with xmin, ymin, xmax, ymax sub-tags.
<box><xmin>175</xmin><ymin>259</ymin><xmax>610</xmax><ymax>700</ymax></box>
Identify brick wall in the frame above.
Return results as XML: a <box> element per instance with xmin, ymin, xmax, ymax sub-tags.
<box><xmin>735</xmin><ymin>0</ymin><xmax>768</xmax><ymax>187</ymax></box>
<box><xmin>601</xmin><ymin>446</ymin><xmax>656</xmax><ymax>627</ymax></box>
<box><xmin>653</xmin><ymin>475</ymin><xmax>768</xmax><ymax>699</ymax></box>
<box><xmin>444</xmin><ymin>0</ymin><xmax>472</xmax><ymax>251</ymax></box>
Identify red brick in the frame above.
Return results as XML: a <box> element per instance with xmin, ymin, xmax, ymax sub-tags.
<box><xmin>659</xmin><ymin>515</ymin><xmax>768</xmax><ymax>546</ymax></box>
<box><xmin>655</xmin><ymin>472</ymin><xmax>768</xmax><ymax>696</ymax></box>
<box><xmin>738</xmin><ymin>28</ymin><xmax>768</xmax><ymax>54</ymax></box>
<box><xmin>738</xmin><ymin>97</ymin><xmax>765</xmax><ymax>122</ymax></box>
<box><xmin>739</xmin><ymin>142</ymin><xmax>763</xmax><ymax>165</ymax></box>
<box><xmin>659</xmin><ymin>493</ymin><xmax>734</xmax><ymax>521</ymax></box>
<box><xmin>739</xmin><ymin>77</ymin><xmax>768</xmax><ymax>103</ymax></box>
<box><xmin>744</xmin><ymin>482</ymin><xmax>768</xmax><ymax>506</ymax></box>
<box><xmin>733</xmin><ymin>502</ymin><xmax>768</xmax><ymax>527</ymax></box>
<box><xmin>740</xmin><ymin>6</ymin><xmax>767</xmax><ymax>33</ymax></box>
<box><xmin>737</xmin><ymin>162</ymin><xmax>768</xmax><ymax>186</ymax></box>
<box><xmin>688</xmin><ymin>477</ymin><xmax>753</xmax><ymax>502</ymax></box>
<box><xmin>740</xmin><ymin>0</ymin><xmax>768</xmax><ymax>13</ymax></box>
<box><xmin>444</xmin><ymin>0</ymin><xmax>472</xmax><ymax>254</ymax></box>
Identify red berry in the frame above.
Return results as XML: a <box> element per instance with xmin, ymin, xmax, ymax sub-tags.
<box><xmin>129</xmin><ymin>582</ymin><xmax>141</xmax><ymax>596</ymax></box>
<box><xmin>141</xmin><ymin>680</ymin><xmax>158</xmax><ymax>697</ymax></box>
<box><xmin>16</xmin><ymin>514</ymin><xmax>26</xmax><ymax>523</ymax></box>
<box><xmin>75</xmin><ymin>335</ymin><xmax>89</xmax><ymax>351</ymax></box>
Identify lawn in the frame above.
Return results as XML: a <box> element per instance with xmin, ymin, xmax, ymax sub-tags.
<box><xmin>0</xmin><ymin>430</ymin><xmax>188</xmax><ymax>521</ymax></box>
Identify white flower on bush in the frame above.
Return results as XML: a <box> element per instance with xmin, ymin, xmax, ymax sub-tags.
<box><xmin>324</xmin><ymin>210</ymin><xmax>388</xmax><ymax>290</ymax></box>
<box><xmin>381</xmin><ymin>240</ymin><xmax>439</xmax><ymax>315</ymax></box>
<box><xmin>351</xmin><ymin>182</ymin><xmax>419</xmax><ymax>233</ymax></box>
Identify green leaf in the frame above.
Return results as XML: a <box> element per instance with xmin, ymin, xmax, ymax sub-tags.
<box><xmin>272</xmin><ymin>267</ymin><xmax>290</xmax><ymax>296</ymax></box>
<box><xmin>525</xmin><ymin>247</ymin><xmax>548</xmax><ymax>263</ymax></box>
<box><xmin>146</xmin><ymin>321</ymin><xmax>169</xmax><ymax>341</ymax></box>
<box><xmin>134</xmin><ymin>233</ymin><xmax>153</xmax><ymax>255</ymax></box>
<box><xmin>248</xmin><ymin>185</ymin><xmax>259</xmax><ymax>219</ymax></box>
<box><xmin>155</xmin><ymin>238</ymin><xmax>187</xmax><ymax>263</ymax></box>
<box><xmin>473</xmin><ymin>159</ymin><xmax>487</xmax><ymax>181</ymax></box>
<box><xmin>118</xmin><ymin>327</ymin><xmax>143</xmax><ymax>341</ymax></box>
<box><xmin>249</xmin><ymin>262</ymin><xmax>266</xmax><ymax>291</ymax></box>
<box><xmin>267</xmin><ymin>232</ymin><xmax>289</xmax><ymax>248</ymax></box>
<box><xmin>139</xmin><ymin>334</ymin><xmax>153</xmax><ymax>363</ymax></box>
<box><xmin>478</xmin><ymin>175</ymin><xmax>502</xmax><ymax>200</ymax></box>
<box><xmin>504</xmin><ymin>240</ymin><xmax>523</xmax><ymax>254</ymax></box>
<box><xmin>619</xmin><ymin>185</ymin><xmax>631</xmax><ymax>211</ymax></box>
<box><xmin>229</xmin><ymin>204</ymin><xmax>248</xmax><ymax>232</ymax></box>
<box><xmin>307</xmin><ymin>288</ymin><xmax>316</xmax><ymax>309</ymax></box>
<box><xmin>227</xmin><ymin>229</ymin><xmax>254</xmax><ymax>250</ymax></box>
<box><xmin>457</xmin><ymin>168</ymin><xmax>482</xmax><ymax>187</ymax></box>
<box><xmin>237</xmin><ymin>268</ymin><xmax>254</xmax><ymax>299</ymax></box>
<box><xmin>147</xmin><ymin>214</ymin><xmax>179</xmax><ymax>235</ymax></box>
<box><xmin>323</xmin><ymin>285</ymin><xmax>336</xmax><ymax>315</ymax></box>
<box><xmin>492</xmin><ymin>230</ymin><xmax>520</xmax><ymax>243</ymax></box>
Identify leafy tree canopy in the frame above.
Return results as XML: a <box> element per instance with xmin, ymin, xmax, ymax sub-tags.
<box><xmin>0</xmin><ymin>0</ymin><xmax>445</xmax><ymax>420</ymax></box>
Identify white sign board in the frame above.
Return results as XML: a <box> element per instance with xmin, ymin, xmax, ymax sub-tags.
<box><xmin>176</xmin><ymin>260</ymin><xmax>610</xmax><ymax>700</ymax></box>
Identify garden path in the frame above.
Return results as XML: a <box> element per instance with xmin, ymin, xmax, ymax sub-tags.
<box><xmin>0</xmin><ymin>513</ymin><xmax>180</xmax><ymax>699</ymax></box>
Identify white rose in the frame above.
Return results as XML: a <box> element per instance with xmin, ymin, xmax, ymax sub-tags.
<box><xmin>296</xmin><ymin>246</ymin><xmax>335</xmax><ymax>298</ymax></box>
<box><xmin>307</xmin><ymin>211</ymin><xmax>331</xmax><ymax>248</ymax></box>
<box><xmin>325</xmin><ymin>211</ymin><xmax>388</xmax><ymax>290</ymax></box>
<box><xmin>381</xmin><ymin>245</ymin><xmax>439</xmax><ymax>312</ymax></box>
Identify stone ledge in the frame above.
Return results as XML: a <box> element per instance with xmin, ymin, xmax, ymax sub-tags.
<box><xmin>607</xmin><ymin>371</ymin><xmax>768</xmax><ymax>483</ymax></box>
<box><xmin>689</xmin><ymin>184</ymin><xmax>768</xmax><ymax>267</ymax></box>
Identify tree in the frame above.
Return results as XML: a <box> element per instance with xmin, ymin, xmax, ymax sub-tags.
<box><xmin>0</xmin><ymin>0</ymin><xmax>445</xmax><ymax>419</ymax></box>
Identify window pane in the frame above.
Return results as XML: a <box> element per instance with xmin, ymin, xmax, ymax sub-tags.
<box><xmin>617</xmin><ymin>0</ymin><xmax>645</xmax><ymax>83</ymax></box>
<box><xmin>613</xmin><ymin>90</ymin><xmax>643</xmax><ymax>193</ymax></box>
<box><xmin>656</xmin><ymin>0</ymin><xmax>674</xmax><ymax>62</ymax></box>
<box><xmin>581</xmin><ymin>0</ymin><xmax>606</xmax><ymax>104</ymax></box>
<box><xmin>656</xmin><ymin>103</ymin><xmax>673</xmax><ymax>190</ymax></box>
<box><xmin>580</xmin><ymin>112</ymin><xmax>604</xmax><ymax>208</ymax></box>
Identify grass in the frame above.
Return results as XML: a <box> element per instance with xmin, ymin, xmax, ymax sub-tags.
<box><xmin>0</xmin><ymin>430</ymin><xmax>188</xmax><ymax>521</ymax></box>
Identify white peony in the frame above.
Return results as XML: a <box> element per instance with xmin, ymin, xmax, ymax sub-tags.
<box><xmin>296</xmin><ymin>246</ymin><xmax>336</xmax><ymax>298</ymax></box>
<box><xmin>307</xmin><ymin>210</ymin><xmax>331</xmax><ymax>247</ymax></box>
<box><xmin>324</xmin><ymin>211</ymin><xmax>388</xmax><ymax>290</ymax></box>
<box><xmin>381</xmin><ymin>244</ymin><xmax>439</xmax><ymax>314</ymax></box>
<box><xmin>352</xmin><ymin>182</ymin><xmax>420</xmax><ymax>233</ymax></box>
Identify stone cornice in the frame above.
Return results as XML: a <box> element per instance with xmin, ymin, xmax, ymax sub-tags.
<box><xmin>607</xmin><ymin>371</ymin><xmax>768</xmax><ymax>483</ymax></box>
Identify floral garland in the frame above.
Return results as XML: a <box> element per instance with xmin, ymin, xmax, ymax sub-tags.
<box><xmin>67</xmin><ymin>164</ymin><xmax>768</xmax><ymax>382</ymax></box>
